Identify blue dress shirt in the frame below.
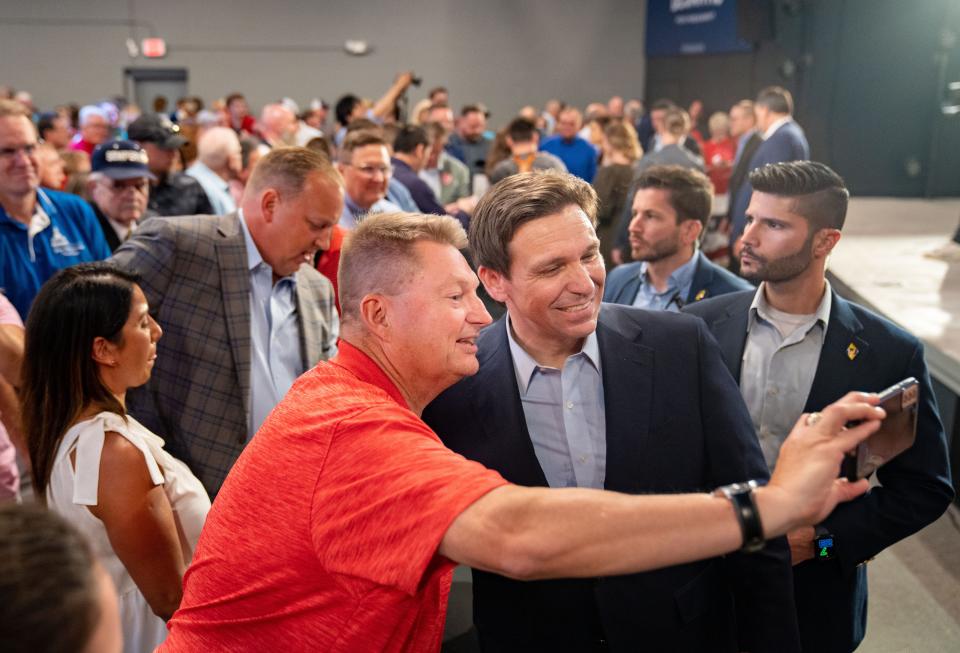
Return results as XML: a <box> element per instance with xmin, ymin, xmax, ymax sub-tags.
<box><xmin>186</xmin><ymin>161</ymin><xmax>237</xmax><ymax>216</ymax></box>
<box><xmin>239</xmin><ymin>211</ymin><xmax>304</xmax><ymax>437</ymax></box>
<box><xmin>387</xmin><ymin>177</ymin><xmax>418</xmax><ymax>212</ymax></box>
<box><xmin>631</xmin><ymin>249</ymin><xmax>700</xmax><ymax>311</ymax></box>
<box><xmin>339</xmin><ymin>195</ymin><xmax>402</xmax><ymax>230</ymax></box>
<box><xmin>506</xmin><ymin>317</ymin><xmax>607</xmax><ymax>489</ymax></box>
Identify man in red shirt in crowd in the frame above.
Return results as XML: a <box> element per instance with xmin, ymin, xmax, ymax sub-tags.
<box><xmin>159</xmin><ymin>211</ymin><xmax>883</xmax><ymax>652</ymax></box>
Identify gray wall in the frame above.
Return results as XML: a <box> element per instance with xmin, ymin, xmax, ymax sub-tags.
<box><xmin>0</xmin><ymin>0</ymin><xmax>648</xmax><ymax>128</ymax></box>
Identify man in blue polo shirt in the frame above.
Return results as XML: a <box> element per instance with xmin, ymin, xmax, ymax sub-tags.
<box><xmin>540</xmin><ymin>107</ymin><xmax>598</xmax><ymax>183</ymax></box>
<box><xmin>0</xmin><ymin>100</ymin><xmax>110</xmax><ymax>317</ymax></box>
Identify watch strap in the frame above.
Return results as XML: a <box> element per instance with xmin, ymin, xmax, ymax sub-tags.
<box><xmin>714</xmin><ymin>481</ymin><xmax>765</xmax><ymax>553</ymax></box>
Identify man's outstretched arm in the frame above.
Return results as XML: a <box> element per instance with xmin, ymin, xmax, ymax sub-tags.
<box><xmin>440</xmin><ymin>393</ymin><xmax>883</xmax><ymax>581</ymax></box>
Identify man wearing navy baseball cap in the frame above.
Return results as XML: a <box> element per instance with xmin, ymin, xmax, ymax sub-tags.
<box><xmin>87</xmin><ymin>140</ymin><xmax>156</xmax><ymax>251</ymax></box>
<box><xmin>127</xmin><ymin>114</ymin><xmax>214</xmax><ymax>217</ymax></box>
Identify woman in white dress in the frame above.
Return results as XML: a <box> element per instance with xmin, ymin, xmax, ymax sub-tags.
<box><xmin>21</xmin><ymin>263</ymin><xmax>211</xmax><ymax>653</ymax></box>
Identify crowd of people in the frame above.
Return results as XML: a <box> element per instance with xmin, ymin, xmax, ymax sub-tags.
<box><xmin>0</xmin><ymin>74</ymin><xmax>954</xmax><ymax>653</ymax></box>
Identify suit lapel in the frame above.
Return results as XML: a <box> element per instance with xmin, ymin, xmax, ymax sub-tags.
<box><xmin>597</xmin><ymin>309</ymin><xmax>654</xmax><ymax>492</ymax></box>
<box><xmin>686</xmin><ymin>251</ymin><xmax>712</xmax><ymax>305</ymax></box>
<box><xmin>93</xmin><ymin>204</ymin><xmax>121</xmax><ymax>252</ymax></box>
<box><xmin>710</xmin><ymin>294</ymin><xmax>752</xmax><ymax>381</ymax></box>
<box><xmin>617</xmin><ymin>274</ymin><xmax>642</xmax><ymax>305</ymax></box>
<box><xmin>473</xmin><ymin>319</ymin><xmax>549</xmax><ymax>486</ymax></box>
<box><xmin>804</xmin><ymin>292</ymin><xmax>868</xmax><ymax>411</ymax></box>
<box><xmin>216</xmin><ymin>213</ymin><xmax>253</xmax><ymax>421</ymax></box>
<box><xmin>293</xmin><ymin>268</ymin><xmax>325</xmax><ymax>366</ymax></box>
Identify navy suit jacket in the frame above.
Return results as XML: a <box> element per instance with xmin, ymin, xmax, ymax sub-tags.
<box><xmin>603</xmin><ymin>251</ymin><xmax>753</xmax><ymax>308</ymax></box>
<box><xmin>684</xmin><ymin>289</ymin><xmax>954</xmax><ymax>653</ymax></box>
<box><xmin>423</xmin><ymin>305</ymin><xmax>799</xmax><ymax>653</ymax></box>
<box><xmin>726</xmin><ymin>132</ymin><xmax>763</xmax><ymax>220</ymax></box>
<box><xmin>729</xmin><ymin>120</ymin><xmax>810</xmax><ymax>240</ymax></box>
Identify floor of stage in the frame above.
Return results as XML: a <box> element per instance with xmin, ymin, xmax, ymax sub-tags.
<box><xmin>829</xmin><ymin>197</ymin><xmax>960</xmax><ymax>394</ymax></box>
<box><xmin>832</xmin><ymin>197</ymin><xmax>960</xmax><ymax>652</ymax></box>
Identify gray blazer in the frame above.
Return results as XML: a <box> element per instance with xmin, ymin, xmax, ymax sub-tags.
<box><xmin>111</xmin><ymin>212</ymin><xmax>338</xmax><ymax>495</ymax></box>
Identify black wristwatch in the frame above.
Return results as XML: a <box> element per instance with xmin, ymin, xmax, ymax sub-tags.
<box><xmin>813</xmin><ymin>525</ymin><xmax>836</xmax><ymax>561</ymax></box>
<box><xmin>714</xmin><ymin>480</ymin><xmax>765</xmax><ymax>553</ymax></box>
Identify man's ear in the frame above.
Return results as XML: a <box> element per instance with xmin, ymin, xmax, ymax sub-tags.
<box><xmin>813</xmin><ymin>228</ymin><xmax>842</xmax><ymax>258</ymax></box>
<box><xmin>90</xmin><ymin>336</ymin><xmax>117</xmax><ymax>367</ymax></box>
<box><xmin>478</xmin><ymin>266</ymin><xmax>509</xmax><ymax>304</ymax></box>
<box><xmin>358</xmin><ymin>294</ymin><xmax>391</xmax><ymax>340</ymax></box>
<box><xmin>259</xmin><ymin>188</ymin><xmax>279</xmax><ymax>223</ymax></box>
<box><xmin>680</xmin><ymin>219</ymin><xmax>703</xmax><ymax>247</ymax></box>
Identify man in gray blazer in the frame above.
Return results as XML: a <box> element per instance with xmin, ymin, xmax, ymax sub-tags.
<box><xmin>112</xmin><ymin>147</ymin><xmax>342</xmax><ymax>495</ymax></box>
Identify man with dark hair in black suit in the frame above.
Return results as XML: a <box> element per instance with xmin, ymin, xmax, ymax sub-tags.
<box><xmin>729</xmin><ymin>87</ymin><xmax>810</xmax><ymax>257</ymax></box>
<box><xmin>685</xmin><ymin>160</ymin><xmax>954</xmax><ymax>653</ymax></box>
<box><xmin>723</xmin><ymin>100</ymin><xmax>762</xmax><ymax>272</ymax></box>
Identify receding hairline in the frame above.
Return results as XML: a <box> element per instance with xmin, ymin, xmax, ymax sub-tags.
<box><xmin>338</xmin><ymin>212</ymin><xmax>469</xmax><ymax>324</ymax></box>
<box><xmin>247</xmin><ymin>167</ymin><xmax>338</xmax><ymax>198</ymax></box>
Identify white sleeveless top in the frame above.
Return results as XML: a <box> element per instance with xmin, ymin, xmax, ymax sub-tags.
<box><xmin>47</xmin><ymin>412</ymin><xmax>211</xmax><ymax>653</ymax></box>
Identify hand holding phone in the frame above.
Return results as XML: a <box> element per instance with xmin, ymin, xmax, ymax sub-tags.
<box><xmin>840</xmin><ymin>377</ymin><xmax>919</xmax><ymax>481</ymax></box>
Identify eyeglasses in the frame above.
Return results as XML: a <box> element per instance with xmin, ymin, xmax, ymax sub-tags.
<box><xmin>0</xmin><ymin>144</ymin><xmax>37</xmax><ymax>159</ymax></box>
<box><xmin>103</xmin><ymin>178</ymin><xmax>150</xmax><ymax>193</ymax></box>
<box><xmin>347</xmin><ymin>163</ymin><xmax>392</xmax><ymax>177</ymax></box>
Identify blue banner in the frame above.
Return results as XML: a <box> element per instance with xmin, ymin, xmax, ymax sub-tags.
<box><xmin>646</xmin><ymin>0</ymin><xmax>753</xmax><ymax>57</ymax></box>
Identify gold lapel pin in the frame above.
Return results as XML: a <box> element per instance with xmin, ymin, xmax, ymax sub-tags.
<box><xmin>694</xmin><ymin>289</ymin><xmax>707</xmax><ymax>302</ymax></box>
<box><xmin>847</xmin><ymin>343</ymin><xmax>859</xmax><ymax>360</ymax></box>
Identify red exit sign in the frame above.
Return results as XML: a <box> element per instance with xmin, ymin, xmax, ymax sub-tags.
<box><xmin>142</xmin><ymin>38</ymin><xmax>167</xmax><ymax>58</ymax></box>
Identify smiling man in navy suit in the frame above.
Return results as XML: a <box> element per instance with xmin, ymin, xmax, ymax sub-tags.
<box><xmin>423</xmin><ymin>170</ymin><xmax>799</xmax><ymax>653</ymax></box>
<box><xmin>684</xmin><ymin>160</ymin><xmax>954</xmax><ymax>653</ymax></box>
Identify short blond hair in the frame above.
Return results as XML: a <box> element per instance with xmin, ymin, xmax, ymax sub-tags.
<box><xmin>0</xmin><ymin>99</ymin><xmax>30</xmax><ymax>119</ymax></box>
<box><xmin>338</xmin><ymin>212</ymin><xmax>467</xmax><ymax>325</ymax></box>
<box><xmin>246</xmin><ymin>146</ymin><xmax>342</xmax><ymax>198</ymax></box>
<box><xmin>707</xmin><ymin>111</ymin><xmax>730</xmax><ymax>138</ymax></box>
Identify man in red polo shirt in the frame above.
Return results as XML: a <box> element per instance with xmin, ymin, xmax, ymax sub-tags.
<box><xmin>160</xmin><ymin>212</ymin><xmax>883</xmax><ymax>652</ymax></box>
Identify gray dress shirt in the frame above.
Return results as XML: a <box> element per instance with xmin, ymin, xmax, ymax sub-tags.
<box><xmin>506</xmin><ymin>318</ymin><xmax>607</xmax><ymax>489</ymax></box>
<box><xmin>740</xmin><ymin>283</ymin><xmax>832</xmax><ymax>467</ymax></box>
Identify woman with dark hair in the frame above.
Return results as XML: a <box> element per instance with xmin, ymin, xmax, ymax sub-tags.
<box><xmin>21</xmin><ymin>262</ymin><xmax>209</xmax><ymax>653</ymax></box>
